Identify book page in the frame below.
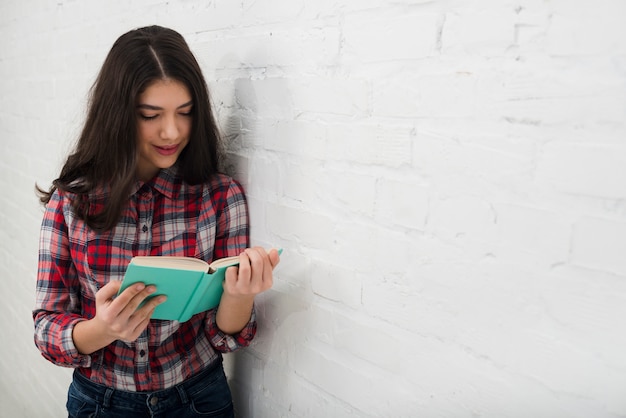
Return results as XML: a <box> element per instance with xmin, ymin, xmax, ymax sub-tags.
<box><xmin>130</xmin><ymin>256</ymin><xmax>209</xmax><ymax>271</ymax></box>
<box><xmin>208</xmin><ymin>255</ymin><xmax>240</xmax><ymax>271</ymax></box>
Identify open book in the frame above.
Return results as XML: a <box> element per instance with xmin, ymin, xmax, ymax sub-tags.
<box><xmin>118</xmin><ymin>249</ymin><xmax>282</xmax><ymax>322</ymax></box>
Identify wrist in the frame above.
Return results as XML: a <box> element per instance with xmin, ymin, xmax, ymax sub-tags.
<box><xmin>73</xmin><ymin>318</ymin><xmax>115</xmax><ymax>355</ymax></box>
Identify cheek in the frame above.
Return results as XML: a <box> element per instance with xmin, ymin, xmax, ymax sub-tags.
<box><xmin>136</xmin><ymin>124</ymin><xmax>153</xmax><ymax>144</ymax></box>
<box><xmin>182</xmin><ymin>120</ymin><xmax>192</xmax><ymax>137</ymax></box>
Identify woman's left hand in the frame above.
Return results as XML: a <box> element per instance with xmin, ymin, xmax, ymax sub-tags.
<box><xmin>223</xmin><ymin>247</ymin><xmax>280</xmax><ymax>300</ymax></box>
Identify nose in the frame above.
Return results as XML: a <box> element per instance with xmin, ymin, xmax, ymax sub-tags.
<box><xmin>159</xmin><ymin>114</ymin><xmax>179</xmax><ymax>140</ymax></box>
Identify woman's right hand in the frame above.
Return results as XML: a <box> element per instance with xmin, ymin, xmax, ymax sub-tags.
<box><xmin>72</xmin><ymin>281</ymin><xmax>167</xmax><ymax>354</ymax></box>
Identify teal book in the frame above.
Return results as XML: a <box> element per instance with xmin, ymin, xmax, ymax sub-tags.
<box><xmin>119</xmin><ymin>249</ymin><xmax>282</xmax><ymax>322</ymax></box>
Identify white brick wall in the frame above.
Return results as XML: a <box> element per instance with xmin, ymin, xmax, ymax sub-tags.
<box><xmin>1</xmin><ymin>1</ymin><xmax>625</xmax><ymax>417</ymax></box>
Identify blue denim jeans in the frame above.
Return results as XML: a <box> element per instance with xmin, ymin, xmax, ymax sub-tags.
<box><xmin>67</xmin><ymin>361</ymin><xmax>234</xmax><ymax>418</ymax></box>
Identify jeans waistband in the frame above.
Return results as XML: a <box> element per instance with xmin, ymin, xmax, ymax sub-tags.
<box><xmin>72</xmin><ymin>359</ymin><xmax>223</xmax><ymax>411</ymax></box>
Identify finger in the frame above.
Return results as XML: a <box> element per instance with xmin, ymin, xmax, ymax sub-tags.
<box><xmin>127</xmin><ymin>315</ymin><xmax>152</xmax><ymax>341</ymax></box>
<box><xmin>129</xmin><ymin>295</ymin><xmax>166</xmax><ymax>327</ymax></box>
<box><xmin>117</xmin><ymin>285</ymin><xmax>157</xmax><ymax>317</ymax></box>
<box><xmin>224</xmin><ymin>265</ymin><xmax>239</xmax><ymax>289</ymax></box>
<box><xmin>95</xmin><ymin>280</ymin><xmax>124</xmax><ymax>304</ymax></box>
<box><xmin>236</xmin><ymin>251</ymin><xmax>252</xmax><ymax>284</ymax></box>
<box><xmin>246</xmin><ymin>248</ymin><xmax>270</xmax><ymax>292</ymax></box>
<box><xmin>109</xmin><ymin>282</ymin><xmax>145</xmax><ymax>308</ymax></box>
<box><xmin>268</xmin><ymin>248</ymin><xmax>281</xmax><ymax>268</ymax></box>
<box><xmin>260</xmin><ymin>250</ymin><xmax>274</xmax><ymax>291</ymax></box>
<box><xmin>245</xmin><ymin>248</ymin><xmax>264</xmax><ymax>276</ymax></box>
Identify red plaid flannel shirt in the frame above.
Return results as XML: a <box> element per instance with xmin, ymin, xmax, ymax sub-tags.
<box><xmin>33</xmin><ymin>166</ymin><xmax>254</xmax><ymax>391</ymax></box>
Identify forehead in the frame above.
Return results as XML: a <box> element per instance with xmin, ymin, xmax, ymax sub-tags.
<box><xmin>138</xmin><ymin>79</ymin><xmax>192</xmax><ymax>105</ymax></box>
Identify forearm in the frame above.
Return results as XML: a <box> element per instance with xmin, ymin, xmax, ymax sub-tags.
<box><xmin>215</xmin><ymin>294</ymin><xmax>255</xmax><ymax>335</ymax></box>
<box><xmin>72</xmin><ymin>318</ymin><xmax>116</xmax><ymax>355</ymax></box>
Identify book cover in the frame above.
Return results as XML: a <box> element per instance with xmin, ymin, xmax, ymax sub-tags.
<box><xmin>119</xmin><ymin>249</ymin><xmax>281</xmax><ymax>322</ymax></box>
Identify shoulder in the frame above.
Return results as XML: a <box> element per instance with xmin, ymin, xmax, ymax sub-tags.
<box><xmin>209</xmin><ymin>173</ymin><xmax>245</xmax><ymax>191</ymax></box>
<box><xmin>45</xmin><ymin>188</ymin><xmax>74</xmax><ymax>213</ymax></box>
<box><xmin>196</xmin><ymin>174</ymin><xmax>247</xmax><ymax>219</ymax></box>
<box><xmin>204</xmin><ymin>174</ymin><xmax>246</xmax><ymax>201</ymax></box>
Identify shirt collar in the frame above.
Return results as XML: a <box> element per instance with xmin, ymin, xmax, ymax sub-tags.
<box><xmin>131</xmin><ymin>165</ymin><xmax>182</xmax><ymax>199</ymax></box>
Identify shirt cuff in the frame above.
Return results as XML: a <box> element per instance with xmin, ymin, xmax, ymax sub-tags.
<box><xmin>207</xmin><ymin>307</ymin><xmax>257</xmax><ymax>352</ymax></box>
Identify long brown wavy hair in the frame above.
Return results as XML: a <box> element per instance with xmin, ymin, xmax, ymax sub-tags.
<box><xmin>37</xmin><ymin>26</ymin><xmax>221</xmax><ymax>232</ymax></box>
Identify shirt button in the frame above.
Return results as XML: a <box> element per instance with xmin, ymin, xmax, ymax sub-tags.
<box><xmin>150</xmin><ymin>396</ymin><xmax>159</xmax><ymax>406</ymax></box>
<box><xmin>139</xmin><ymin>350</ymin><xmax>146</xmax><ymax>357</ymax></box>
<box><xmin>142</xmin><ymin>225</ymin><xmax>148</xmax><ymax>233</ymax></box>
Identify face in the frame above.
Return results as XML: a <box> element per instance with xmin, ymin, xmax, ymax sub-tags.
<box><xmin>135</xmin><ymin>78</ymin><xmax>193</xmax><ymax>181</ymax></box>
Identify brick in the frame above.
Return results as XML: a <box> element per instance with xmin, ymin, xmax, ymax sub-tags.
<box><xmin>310</xmin><ymin>260</ymin><xmax>362</xmax><ymax>308</ymax></box>
<box><xmin>291</xmin><ymin>77</ymin><xmax>369</xmax><ymax>117</ymax></box>
<box><xmin>262</xmin><ymin>120</ymin><xmax>328</xmax><ymax>160</ymax></box>
<box><xmin>493</xmin><ymin>203</ymin><xmax>571</xmax><ymax>264</ymax></box>
<box><xmin>442</xmin><ymin>8</ymin><xmax>517</xmax><ymax>55</ymax></box>
<box><xmin>343</xmin><ymin>10</ymin><xmax>440</xmax><ymax>63</ymax></box>
<box><xmin>427</xmin><ymin>194</ymin><xmax>498</xmax><ymax>242</ymax></box>
<box><xmin>372</xmin><ymin>69</ymin><xmax>480</xmax><ymax>119</ymax></box>
<box><xmin>536</xmin><ymin>143</ymin><xmax>626</xmax><ymax>199</ymax></box>
<box><xmin>326</xmin><ymin>123</ymin><xmax>413</xmax><ymax>167</ymax></box>
<box><xmin>266</xmin><ymin>204</ymin><xmax>335</xmax><ymax>249</ymax></box>
<box><xmin>546</xmin><ymin>3</ymin><xmax>626</xmax><ymax>55</ymax></box>
<box><xmin>571</xmin><ymin>217</ymin><xmax>626</xmax><ymax>276</ymax></box>
<box><xmin>224</xmin><ymin>77</ymin><xmax>296</xmax><ymax>119</ymax></box>
<box><xmin>375</xmin><ymin>178</ymin><xmax>429</xmax><ymax>230</ymax></box>
<box><xmin>193</xmin><ymin>25</ymin><xmax>340</xmax><ymax>70</ymax></box>
<box><xmin>290</xmin><ymin>341</ymin><xmax>422</xmax><ymax>415</ymax></box>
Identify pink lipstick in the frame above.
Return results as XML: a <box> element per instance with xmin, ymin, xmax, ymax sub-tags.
<box><xmin>154</xmin><ymin>144</ymin><xmax>179</xmax><ymax>156</ymax></box>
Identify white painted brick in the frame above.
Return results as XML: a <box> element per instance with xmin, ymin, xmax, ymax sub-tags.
<box><xmin>247</xmin><ymin>154</ymin><xmax>284</xmax><ymax>198</ymax></box>
<box><xmin>546</xmin><ymin>3</ymin><xmax>626</xmax><ymax>56</ymax></box>
<box><xmin>231</xmin><ymin>78</ymin><xmax>296</xmax><ymax>119</ymax></box>
<box><xmin>193</xmin><ymin>24</ymin><xmax>340</xmax><ymax>70</ymax></box>
<box><xmin>442</xmin><ymin>8</ymin><xmax>517</xmax><ymax>56</ymax></box>
<box><xmin>343</xmin><ymin>10</ymin><xmax>440</xmax><ymax>63</ymax></box>
<box><xmin>291</xmin><ymin>76</ymin><xmax>369</xmax><ymax>117</ymax></box>
<box><xmin>241</xmin><ymin>0</ymin><xmax>307</xmax><ymax>26</ymax></box>
<box><xmin>571</xmin><ymin>217</ymin><xmax>626</xmax><ymax>276</ymax></box>
<box><xmin>330</xmin><ymin>221</ymin><xmax>379</xmax><ymax>271</ymax></box>
<box><xmin>375</xmin><ymin>178</ymin><xmax>429</xmax><ymax>230</ymax></box>
<box><xmin>326</xmin><ymin>123</ymin><xmax>413</xmax><ymax>167</ymax></box>
<box><xmin>427</xmin><ymin>194</ymin><xmax>498</xmax><ymax>242</ymax></box>
<box><xmin>290</xmin><ymin>341</ymin><xmax>421</xmax><ymax>415</ymax></box>
<box><xmin>493</xmin><ymin>203</ymin><xmax>572</xmax><ymax>264</ymax></box>
<box><xmin>262</xmin><ymin>120</ymin><xmax>328</xmax><ymax>159</ymax></box>
<box><xmin>324</xmin><ymin>168</ymin><xmax>377</xmax><ymax>217</ymax></box>
<box><xmin>281</xmin><ymin>159</ymin><xmax>327</xmax><ymax>208</ymax></box>
<box><xmin>282</xmin><ymin>159</ymin><xmax>378</xmax><ymax>217</ymax></box>
<box><xmin>265</xmin><ymin>203</ymin><xmax>335</xmax><ymax>250</ymax></box>
<box><xmin>372</xmin><ymin>68</ymin><xmax>481</xmax><ymax>119</ymax></box>
<box><xmin>310</xmin><ymin>260</ymin><xmax>362</xmax><ymax>308</ymax></box>
<box><xmin>535</xmin><ymin>142</ymin><xmax>626</xmax><ymax>199</ymax></box>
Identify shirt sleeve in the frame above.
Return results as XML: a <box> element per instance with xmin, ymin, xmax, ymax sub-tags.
<box><xmin>206</xmin><ymin>306</ymin><xmax>257</xmax><ymax>352</ymax></box>
<box><xmin>33</xmin><ymin>190</ymin><xmax>92</xmax><ymax>368</ymax></box>
<box><xmin>202</xmin><ymin>176</ymin><xmax>256</xmax><ymax>351</ymax></box>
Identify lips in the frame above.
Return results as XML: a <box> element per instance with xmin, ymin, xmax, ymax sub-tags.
<box><xmin>154</xmin><ymin>144</ymin><xmax>179</xmax><ymax>156</ymax></box>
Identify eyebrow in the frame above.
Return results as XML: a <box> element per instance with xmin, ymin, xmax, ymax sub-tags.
<box><xmin>136</xmin><ymin>100</ymin><xmax>194</xmax><ymax>111</ymax></box>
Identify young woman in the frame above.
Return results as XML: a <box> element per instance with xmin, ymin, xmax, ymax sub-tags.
<box><xmin>34</xmin><ymin>25</ymin><xmax>279</xmax><ymax>417</ymax></box>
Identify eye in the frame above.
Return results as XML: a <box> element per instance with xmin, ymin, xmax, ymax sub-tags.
<box><xmin>139</xmin><ymin>114</ymin><xmax>158</xmax><ymax>121</ymax></box>
<box><xmin>179</xmin><ymin>108</ymin><xmax>193</xmax><ymax>117</ymax></box>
